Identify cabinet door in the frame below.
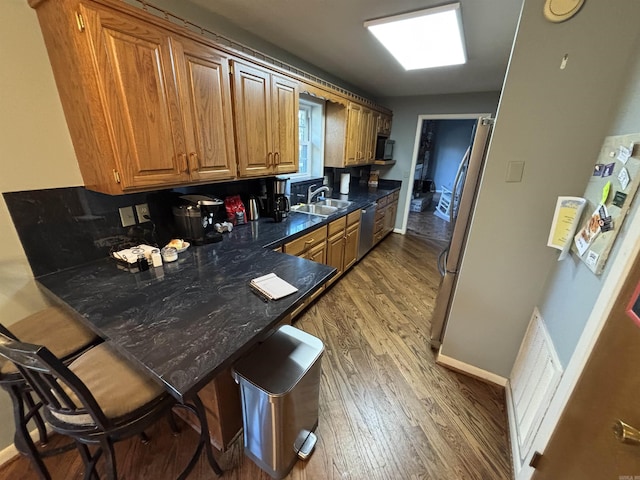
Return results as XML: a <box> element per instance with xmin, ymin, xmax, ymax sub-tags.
<box><xmin>272</xmin><ymin>75</ymin><xmax>299</xmax><ymax>174</ymax></box>
<box><xmin>174</xmin><ymin>37</ymin><xmax>236</xmax><ymax>182</ymax></box>
<box><xmin>359</xmin><ymin>108</ymin><xmax>373</xmax><ymax>163</ymax></box>
<box><xmin>345</xmin><ymin>103</ymin><xmax>361</xmax><ymax>165</ymax></box>
<box><xmin>379</xmin><ymin>114</ymin><xmax>392</xmax><ymax>136</ymax></box>
<box><xmin>385</xmin><ymin>200</ymin><xmax>398</xmax><ymax>233</ymax></box>
<box><xmin>307</xmin><ymin>241</ymin><xmax>327</xmax><ymax>265</ymax></box>
<box><xmin>82</xmin><ymin>5</ymin><xmax>189</xmax><ymax>190</ymax></box>
<box><xmin>326</xmin><ymin>230</ymin><xmax>345</xmax><ymax>280</ymax></box>
<box><xmin>344</xmin><ymin>221</ymin><xmax>360</xmax><ymax>271</ymax></box>
<box><xmin>232</xmin><ymin>61</ymin><xmax>272</xmax><ymax>177</ymax></box>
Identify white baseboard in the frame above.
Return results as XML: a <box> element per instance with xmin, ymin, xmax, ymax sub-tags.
<box><xmin>0</xmin><ymin>424</ymin><xmax>53</xmax><ymax>468</ymax></box>
<box><xmin>436</xmin><ymin>351</ymin><xmax>508</xmax><ymax>387</ymax></box>
<box><xmin>505</xmin><ymin>380</ymin><xmax>524</xmax><ymax>478</ymax></box>
<box><xmin>0</xmin><ymin>443</ymin><xmax>18</xmax><ymax>468</ymax></box>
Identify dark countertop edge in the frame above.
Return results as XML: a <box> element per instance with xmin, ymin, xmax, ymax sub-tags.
<box><xmin>36</xmin><ymin>263</ymin><xmax>337</xmax><ymax>403</ymax></box>
<box><xmin>177</xmin><ymin>266</ymin><xmax>336</xmax><ymax>401</ymax></box>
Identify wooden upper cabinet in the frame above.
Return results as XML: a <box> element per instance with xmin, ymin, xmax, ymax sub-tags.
<box><xmin>271</xmin><ymin>76</ymin><xmax>299</xmax><ymax>174</ymax></box>
<box><xmin>359</xmin><ymin>108</ymin><xmax>375</xmax><ymax>164</ymax></box>
<box><xmin>379</xmin><ymin>113</ymin><xmax>392</xmax><ymax>136</ymax></box>
<box><xmin>345</xmin><ymin>103</ymin><xmax>361</xmax><ymax>166</ymax></box>
<box><xmin>173</xmin><ymin>36</ymin><xmax>236</xmax><ymax>182</ymax></box>
<box><xmin>232</xmin><ymin>60</ymin><xmax>299</xmax><ymax>177</ymax></box>
<box><xmin>30</xmin><ymin>0</ymin><xmax>241</xmax><ymax>194</ymax></box>
<box><xmin>325</xmin><ymin>101</ymin><xmax>388</xmax><ymax>168</ymax></box>
<box><xmin>232</xmin><ymin>62</ymin><xmax>272</xmax><ymax>177</ymax></box>
<box><xmin>82</xmin><ymin>4</ymin><xmax>190</xmax><ymax>190</ymax></box>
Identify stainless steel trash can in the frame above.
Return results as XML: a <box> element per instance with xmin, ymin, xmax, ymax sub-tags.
<box><xmin>232</xmin><ymin>325</ymin><xmax>324</xmax><ymax>479</ymax></box>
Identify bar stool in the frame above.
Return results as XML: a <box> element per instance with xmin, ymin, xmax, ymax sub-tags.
<box><xmin>0</xmin><ymin>333</ymin><xmax>223</xmax><ymax>480</ymax></box>
<box><xmin>0</xmin><ymin>305</ymin><xmax>100</xmax><ymax>480</ymax></box>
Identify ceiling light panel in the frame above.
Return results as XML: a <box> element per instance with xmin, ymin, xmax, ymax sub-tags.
<box><xmin>364</xmin><ymin>3</ymin><xmax>467</xmax><ymax>70</ymax></box>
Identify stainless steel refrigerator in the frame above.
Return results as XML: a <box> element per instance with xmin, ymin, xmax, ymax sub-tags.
<box><xmin>429</xmin><ymin>117</ymin><xmax>494</xmax><ymax>349</ymax></box>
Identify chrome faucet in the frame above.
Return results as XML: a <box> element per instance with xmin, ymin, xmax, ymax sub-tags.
<box><xmin>307</xmin><ymin>184</ymin><xmax>330</xmax><ymax>203</ymax></box>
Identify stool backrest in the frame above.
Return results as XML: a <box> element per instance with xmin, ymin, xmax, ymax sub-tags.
<box><xmin>0</xmin><ymin>323</ymin><xmax>18</xmax><ymax>341</ymax></box>
<box><xmin>0</xmin><ymin>333</ymin><xmax>110</xmax><ymax>428</ymax></box>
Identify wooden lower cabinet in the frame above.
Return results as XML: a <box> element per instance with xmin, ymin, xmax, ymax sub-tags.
<box><xmin>174</xmin><ymin>367</ymin><xmax>242</xmax><ymax>452</ymax></box>
<box><xmin>283</xmin><ymin>225</ymin><xmax>327</xmax><ymax>320</ymax></box>
<box><xmin>344</xmin><ymin>210</ymin><xmax>361</xmax><ymax>271</ymax></box>
<box><xmin>325</xmin><ymin>210</ymin><xmax>360</xmax><ymax>286</ymax></box>
<box><xmin>373</xmin><ymin>193</ymin><xmax>398</xmax><ymax>245</ymax></box>
<box><xmin>326</xmin><ymin>216</ymin><xmax>347</xmax><ymax>286</ymax></box>
<box><xmin>283</xmin><ymin>225</ymin><xmax>327</xmax><ymax>257</ymax></box>
<box><xmin>279</xmin><ymin>208</ymin><xmax>363</xmax><ymax>320</ymax></box>
<box><xmin>305</xmin><ymin>241</ymin><xmax>327</xmax><ymax>264</ymax></box>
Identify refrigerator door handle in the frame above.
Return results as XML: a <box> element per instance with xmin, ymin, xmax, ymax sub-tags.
<box><xmin>437</xmin><ymin>245</ymin><xmax>449</xmax><ymax>277</ymax></box>
<box><xmin>450</xmin><ymin>146</ymin><xmax>470</xmax><ymax>223</ymax></box>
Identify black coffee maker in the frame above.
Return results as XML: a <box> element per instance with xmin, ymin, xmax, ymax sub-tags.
<box><xmin>267</xmin><ymin>177</ymin><xmax>290</xmax><ymax>222</ymax></box>
<box><xmin>172</xmin><ymin>195</ymin><xmax>223</xmax><ymax>245</ymax></box>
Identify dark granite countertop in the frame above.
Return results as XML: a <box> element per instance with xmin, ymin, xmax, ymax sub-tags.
<box><xmin>36</xmin><ymin>184</ymin><xmax>400</xmax><ymax>402</ymax></box>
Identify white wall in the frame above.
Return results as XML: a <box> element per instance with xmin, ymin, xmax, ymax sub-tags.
<box><xmin>540</xmin><ymin>33</ymin><xmax>640</xmax><ymax>366</ymax></box>
<box><xmin>440</xmin><ymin>0</ymin><xmax>640</xmax><ymax>377</ymax></box>
<box><xmin>376</xmin><ymin>92</ymin><xmax>501</xmax><ymax>230</ymax></box>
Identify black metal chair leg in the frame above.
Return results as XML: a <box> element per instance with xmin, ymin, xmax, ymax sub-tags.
<box><xmin>75</xmin><ymin>441</ymin><xmax>98</xmax><ymax>480</ymax></box>
<box><xmin>167</xmin><ymin>409</ymin><xmax>181</xmax><ymax>435</ymax></box>
<box><xmin>23</xmin><ymin>391</ymin><xmax>48</xmax><ymax>445</ymax></box>
<box><xmin>83</xmin><ymin>446</ymin><xmax>103</xmax><ymax>480</ymax></box>
<box><xmin>102</xmin><ymin>438</ymin><xmax>118</xmax><ymax>480</ymax></box>
<box><xmin>7</xmin><ymin>385</ymin><xmax>51</xmax><ymax>480</ymax></box>
<box><xmin>192</xmin><ymin>394</ymin><xmax>223</xmax><ymax>477</ymax></box>
<box><xmin>174</xmin><ymin>394</ymin><xmax>223</xmax><ymax>479</ymax></box>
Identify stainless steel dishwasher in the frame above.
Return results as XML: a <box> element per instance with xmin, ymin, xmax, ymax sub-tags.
<box><xmin>357</xmin><ymin>201</ymin><xmax>377</xmax><ymax>261</ymax></box>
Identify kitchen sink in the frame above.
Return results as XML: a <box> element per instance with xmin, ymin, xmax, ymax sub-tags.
<box><xmin>313</xmin><ymin>199</ymin><xmax>353</xmax><ymax>209</ymax></box>
<box><xmin>290</xmin><ymin>203</ymin><xmax>339</xmax><ymax>218</ymax></box>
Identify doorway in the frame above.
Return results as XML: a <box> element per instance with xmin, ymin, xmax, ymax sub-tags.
<box><xmin>402</xmin><ymin>113</ymin><xmax>490</xmax><ymax>244</ymax></box>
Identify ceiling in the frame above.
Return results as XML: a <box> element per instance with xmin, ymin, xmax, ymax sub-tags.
<box><xmin>183</xmin><ymin>0</ymin><xmax>523</xmax><ymax>98</ymax></box>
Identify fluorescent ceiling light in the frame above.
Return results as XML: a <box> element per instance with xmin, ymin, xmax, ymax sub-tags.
<box><xmin>364</xmin><ymin>3</ymin><xmax>467</xmax><ymax>70</ymax></box>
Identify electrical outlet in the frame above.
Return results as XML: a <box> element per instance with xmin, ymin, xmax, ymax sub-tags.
<box><xmin>119</xmin><ymin>206</ymin><xmax>136</xmax><ymax>227</ymax></box>
<box><xmin>135</xmin><ymin>203</ymin><xmax>150</xmax><ymax>222</ymax></box>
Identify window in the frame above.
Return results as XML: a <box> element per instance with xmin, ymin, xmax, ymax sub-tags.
<box><xmin>298</xmin><ymin>104</ymin><xmax>311</xmax><ymax>175</ymax></box>
<box><xmin>291</xmin><ymin>95</ymin><xmax>324</xmax><ymax>181</ymax></box>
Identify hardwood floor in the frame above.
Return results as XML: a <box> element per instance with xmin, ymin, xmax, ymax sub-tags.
<box><xmin>406</xmin><ymin>203</ymin><xmax>454</xmax><ymax>243</ymax></box>
<box><xmin>0</xmin><ymin>231</ymin><xmax>512</xmax><ymax>480</ymax></box>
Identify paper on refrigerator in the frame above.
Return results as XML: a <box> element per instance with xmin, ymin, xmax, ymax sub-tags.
<box><xmin>547</xmin><ymin>196</ymin><xmax>586</xmax><ymax>260</ymax></box>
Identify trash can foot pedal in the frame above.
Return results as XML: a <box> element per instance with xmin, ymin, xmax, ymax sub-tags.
<box><xmin>296</xmin><ymin>431</ymin><xmax>317</xmax><ymax>460</ymax></box>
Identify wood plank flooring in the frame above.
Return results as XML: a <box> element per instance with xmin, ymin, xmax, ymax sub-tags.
<box><xmin>406</xmin><ymin>206</ymin><xmax>454</xmax><ymax>243</ymax></box>
<box><xmin>0</xmin><ymin>230</ymin><xmax>512</xmax><ymax>480</ymax></box>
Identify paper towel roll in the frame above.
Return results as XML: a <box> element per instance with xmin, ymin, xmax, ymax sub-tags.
<box><xmin>340</xmin><ymin>173</ymin><xmax>350</xmax><ymax>194</ymax></box>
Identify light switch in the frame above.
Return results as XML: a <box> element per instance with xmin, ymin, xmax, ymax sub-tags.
<box><xmin>119</xmin><ymin>206</ymin><xmax>136</xmax><ymax>227</ymax></box>
<box><xmin>506</xmin><ymin>161</ymin><xmax>525</xmax><ymax>183</ymax></box>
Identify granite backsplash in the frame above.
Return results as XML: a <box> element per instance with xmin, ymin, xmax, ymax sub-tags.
<box><xmin>4</xmin><ymin>168</ymin><xmax>399</xmax><ymax>277</ymax></box>
<box><xmin>4</xmin><ymin>178</ymin><xmax>264</xmax><ymax>277</ymax></box>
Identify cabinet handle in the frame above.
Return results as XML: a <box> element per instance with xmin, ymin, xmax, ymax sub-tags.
<box><xmin>613</xmin><ymin>420</ymin><xmax>640</xmax><ymax>445</ymax></box>
<box><xmin>304</xmin><ymin>238</ymin><xmax>315</xmax><ymax>245</ymax></box>
<box><xmin>275</xmin><ymin>152</ymin><xmax>280</xmax><ymax>164</ymax></box>
<box><xmin>267</xmin><ymin>152</ymin><xmax>273</xmax><ymax>166</ymax></box>
<box><xmin>189</xmin><ymin>152</ymin><xmax>198</xmax><ymax>164</ymax></box>
<box><xmin>179</xmin><ymin>153</ymin><xmax>188</xmax><ymax>173</ymax></box>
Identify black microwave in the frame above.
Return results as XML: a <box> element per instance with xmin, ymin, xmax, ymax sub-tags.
<box><xmin>375</xmin><ymin>138</ymin><xmax>394</xmax><ymax>160</ymax></box>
